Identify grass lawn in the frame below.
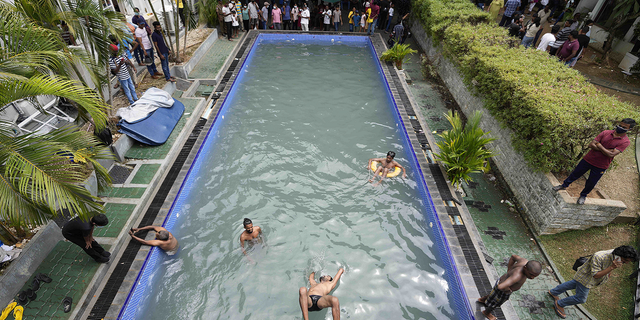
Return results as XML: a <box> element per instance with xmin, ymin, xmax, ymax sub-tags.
<box><xmin>539</xmin><ymin>224</ymin><xmax>639</xmax><ymax>320</ymax></box>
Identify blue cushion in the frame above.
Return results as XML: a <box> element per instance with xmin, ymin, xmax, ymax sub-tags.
<box><xmin>118</xmin><ymin>100</ymin><xmax>185</xmax><ymax>146</ymax></box>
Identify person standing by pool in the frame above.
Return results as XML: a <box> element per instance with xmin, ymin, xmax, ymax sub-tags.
<box><xmin>478</xmin><ymin>255</ymin><xmax>542</xmax><ymax>320</ymax></box>
<box><xmin>272</xmin><ymin>3</ymin><xmax>283</xmax><ymax>30</ymax></box>
<box><xmin>298</xmin><ymin>268</ymin><xmax>345</xmax><ymax>320</ymax></box>
<box><xmin>367</xmin><ymin>151</ymin><xmax>407</xmax><ymax>186</ymax></box>
<box><xmin>62</xmin><ymin>214</ymin><xmax>110</xmax><ymax>263</ymax></box>
<box><xmin>129</xmin><ymin>226</ymin><xmax>179</xmax><ymax>255</ymax></box>
<box><xmin>300</xmin><ymin>3</ymin><xmax>310</xmax><ymax>31</ymax></box>
<box><xmin>134</xmin><ymin>21</ymin><xmax>160</xmax><ymax>79</ymax></box>
<box><xmin>239</xmin><ymin>218</ymin><xmax>262</xmax><ymax>255</ymax></box>
<box><xmin>248</xmin><ymin>0</ymin><xmax>259</xmax><ymax>30</ymax></box>
<box><xmin>151</xmin><ymin>21</ymin><xmax>176</xmax><ymax>82</ymax></box>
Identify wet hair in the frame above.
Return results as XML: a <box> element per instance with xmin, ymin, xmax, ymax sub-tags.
<box><xmin>386</xmin><ymin>151</ymin><xmax>396</xmax><ymax>158</ymax></box>
<box><xmin>153</xmin><ymin>21</ymin><xmax>161</xmax><ymax>27</ymax></box>
<box><xmin>569</xmin><ymin>30</ymin><xmax>578</xmax><ymax>39</ymax></box>
<box><xmin>551</xmin><ymin>25</ymin><xmax>561</xmax><ymax>34</ymax></box>
<box><xmin>157</xmin><ymin>230</ymin><xmax>170</xmax><ymax>241</ymax></box>
<box><xmin>92</xmin><ymin>214</ymin><xmax>109</xmax><ymax>226</ymax></box>
<box><xmin>613</xmin><ymin>245</ymin><xmax>638</xmax><ymax>261</ymax></box>
<box><xmin>243</xmin><ymin>218</ymin><xmax>253</xmax><ymax>227</ymax></box>
<box><xmin>621</xmin><ymin>118</ymin><xmax>637</xmax><ymax>128</ymax></box>
<box><xmin>320</xmin><ymin>275</ymin><xmax>333</xmax><ymax>282</ymax></box>
<box><xmin>524</xmin><ymin>260</ymin><xmax>542</xmax><ymax>275</ymax></box>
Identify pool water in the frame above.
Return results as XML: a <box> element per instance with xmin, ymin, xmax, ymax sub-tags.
<box><xmin>127</xmin><ymin>35</ymin><xmax>467</xmax><ymax>319</ymax></box>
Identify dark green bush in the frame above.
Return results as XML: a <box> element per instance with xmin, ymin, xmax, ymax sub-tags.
<box><xmin>414</xmin><ymin>0</ymin><xmax>640</xmax><ymax>172</ymax></box>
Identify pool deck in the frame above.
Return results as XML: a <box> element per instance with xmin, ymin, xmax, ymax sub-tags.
<box><xmin>5</xmin><ymin>28</ymin><xmax>590</xmax><ymax>320</ymax></box>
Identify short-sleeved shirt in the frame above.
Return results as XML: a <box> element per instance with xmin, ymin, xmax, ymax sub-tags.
<box><xmin>577</xmin><ymin>34</ymin><xmax>590</xmax><ymax>52</ymax></box>
<box><xmin>353</xmin><ymin>13</ymin><xmax>361</xmax><ymax>26</ymax></box>
<box><xmin>62</xmin><ymin>217</ymin><xmax>93</xmax><ymax>238</ymax></box>
<box><xmin>324</xmin><ymin>10</ymin><xmax>332</xmax><ymax>24</ymax></box>
<box><xmin>236</xmin><ymin>1</ymin><xmax>243</xmax><ymax>17</ymax></box>
<box><xmin>109</xmin><ymin>54</ymin><xmax>131</xmax><ymax>80</ymax></box>
<box><xmin>557</xmin><ymin>39</ymin><xmax>578</xmax><ymax>60</ymax></box>
<box><xmin>283</xmin><ymin>5</ymin><xmax>291</xmax><ymax>19</ymax></box>
<box><xmin>301</xmin><ymin>8</ymin><xmax>310</xmax><ymax>24</ymax></box>
<box><xmin>393</xmin><ymin>23</ymin><xmax>404</xmax><ymax>42</ymax></box>
<box><xmin>132</xmin><ymin>15</ymin><xmax>147</xmax><ymax>26</ymax></box>
<box><xmin>504</xmin><ymin>0</ymin><xmax>520</xmax><ymax>17</ymax></box>
<box><xmin>551</xmin><ymin>27</ymin><xmax>571</xmax><ymax>48</ymax></box>
<box><xmin>152</xmin><ymin>31</ymin><xmax>169</xmax><ymax>54</ymax></box>
<box><xmin>223</xmin><ymin>6</ymin><xmax>233</xmax><ymax>22</ymax></box>
<box><xmin>573</xmin><ymin>249</ymin><xmax>614</xmax><ymax>288</ymax></box>
<box><xmin>583</xmin><ymin>130</ymin><xmax>630</xmax><ymax>169</ymax></box>
<box><xmin>261</xmin><ymin>6</ymin><xmax>269</xmax><ymax>20</ymax></box>
<box><xmin>272</xmin><ymin>8</ymin><xmax>282</xmax><ymax>23</ymax></box>
<box><xmin>524</xmin><ymin>22</ymin><xmax>540</xmax><ymax>38</ymax></box>
<box><xmin>388</xmin><ymin>7</ymin><xmax>394</xmax><ymax>16</ymax></box>
<box><xmin>348</xmin><ymin>11</ymin><xmax>355</xmax><ymax>24</ymax></box>
<box><xmin>536</xmin><ymin>33</ymin><xmax>555</xmax><ymax>51</ymax></box>
<box><xmin>369</xmin><ymin>4</ymin><xmax>380</xmax><ymax>20</ymax></box>
<box><xmin>248</xmin><ymin>2</ymin><xmax>259</xmax><ymax>18</ymax></box>
<box><xmin>333</xmin><ymin>9</ymin><xmax>341</xmax><ymax>23</ymax></box>
<box><xmin>134</xmin><ymin>27</ymin><xmax>152</xmax><ymax>50</ymax></box>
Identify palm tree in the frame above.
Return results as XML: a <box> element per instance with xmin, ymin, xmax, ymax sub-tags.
<box><xmin>0</xmin><ymin>11</ymin><xmax>113</xmax><ymax>228</ymax></box>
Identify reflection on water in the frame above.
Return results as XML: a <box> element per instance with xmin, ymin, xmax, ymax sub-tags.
<box><xmin>134</xmin><ymin>39</ymin><xmax>458</xmax><ymax>320</ymax></box>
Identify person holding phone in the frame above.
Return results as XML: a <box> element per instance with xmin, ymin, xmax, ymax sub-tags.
<box><xmin>550</xmin><ymin>245</ymin><xmax>638</xmax><ymax>318</ymax></box>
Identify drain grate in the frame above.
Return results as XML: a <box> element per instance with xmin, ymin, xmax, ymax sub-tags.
<box><xmin>108</xmin><ymin>164</ymin><xmax>135</xmax><ymax>184</ymax></box>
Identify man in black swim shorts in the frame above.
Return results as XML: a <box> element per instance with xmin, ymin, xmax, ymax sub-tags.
<box><xmin>298</xmin><ymin>267</ymin><xmax>344</xmax><ymax>320</ymax></box>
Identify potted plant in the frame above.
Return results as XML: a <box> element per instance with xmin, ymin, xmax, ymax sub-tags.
<box><xmin>380</xmin><ymin>43</ymin><xmax>417</xmax><ymax>70</ymax></box>
<box><xmin>434</xmin><ymin>111</ymin><xmax>495</xmax><ymax>193</ymax></box>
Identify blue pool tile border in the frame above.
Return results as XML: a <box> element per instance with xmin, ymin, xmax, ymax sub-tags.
<box><xmin>118</xmin><ymin>32</ymin><xmax>476</xmax><ymax>319</ymax></box>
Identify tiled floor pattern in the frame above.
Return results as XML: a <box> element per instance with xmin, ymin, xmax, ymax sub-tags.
<box><xmin>15</xmin><ymin>241</ymin><xmax>109</xmax><ymax>319</ymax></box>
<box><xmin>401</xmin><ymin>37</ymin><xmax>587</xmax><ymax>319</ymax></box>
<box><xmin>129</xmin><ymin>164</ymin><xmax>160</xmax><ymax>185</ymax></box>
<box><xmin>188</xmin><ymin>38</ymin><xmax>239</xmax><ymax>79</ymax></box>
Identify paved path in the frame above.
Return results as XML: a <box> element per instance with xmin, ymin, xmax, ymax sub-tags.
<box><xmin>401</xmin><ymin>36</ymin><xmax>589</xmax><ymax>320</ymax></box>
<box><xmin>13</xmin><ymin>33</ymin><xmax>240</xmax><ymax>320</ymax></box>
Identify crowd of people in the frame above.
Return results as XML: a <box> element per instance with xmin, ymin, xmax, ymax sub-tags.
<box><xmin>488</xmin><ymin>0</ymin><xmax>594</xmax><ymax>67</ymax></box>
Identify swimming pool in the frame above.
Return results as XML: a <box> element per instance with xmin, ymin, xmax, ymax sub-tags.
<box><xmin>119</xmin><ymin>34</ymin><xmax>474</xmax><ymax>319</ymax></box>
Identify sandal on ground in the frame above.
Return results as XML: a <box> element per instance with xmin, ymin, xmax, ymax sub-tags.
<box><xmin>36</xmin><ymin>273</ymin><xmax>52</xmax><ymax>283</ymax></box>
<box><xmin>12</xmin><ymin>306</ymin><xmax>22</xmax><ymax>320</ymax></box>
<box><xmin>62</xmin><ymin>296</ymin><xmax>73</xmax><ymax>313</ymax></box>
<box><xmin>16</xmin><ymin>292</ymin><xmax>27</xmax><ymax>305</ymax></box>
<box><xmin>30</xmin><ymin>278</ymin><xmax>40</xmax><ymax>291</ymax></box>
<box><xmin>25</xmin><ymin>289</ymin><xmax>36</xmax><ymax>301</ymax></box>
<box><xmin>0</xmin><ymin>301</ymin><xmax>16</xmax><ymax>320</ymax></box>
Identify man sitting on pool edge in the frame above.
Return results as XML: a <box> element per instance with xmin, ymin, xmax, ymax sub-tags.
<box><xmin>129</xmin><ymin>225</ymin><xmax>179</xmax><ymax>255</ymax></box>
<box><xmin>240</xmin><ymin>218</ymin><xmax>262</xmax><ymax>255</ymax></box>
<box><xmin>368</xmin><ymin>151</ymin><xmax>407</xmax><ymax>186</ymax></box>
<box><xmin>299</xmin><ymin>267</ymin><xmax>345</xmax><ymax>320</ymax></box>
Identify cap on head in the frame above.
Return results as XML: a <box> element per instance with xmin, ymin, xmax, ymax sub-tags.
<box><xmin>264</xmin><ymin>1</ymin><xmax>268</xmax><ymax>5</ymax></box>
<box><xmin>109</xmin><ymin>44</ymin><xmax>119</xmax><ymax>52</ymax></box>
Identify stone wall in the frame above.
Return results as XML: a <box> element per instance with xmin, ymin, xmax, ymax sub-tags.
<box><xmin>410</xmin><ymin>21</ymin><xmax>627</xmax><ymax>234</ymax></box>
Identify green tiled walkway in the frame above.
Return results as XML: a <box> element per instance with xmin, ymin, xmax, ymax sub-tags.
<box><xmin>188</xmin><ymin>38</ymin><xmax>239</xmax><ymax>79</ymax></box>
<box><xmin>17</xmin><ymin>242</ymin><xmax>108</xmax><ymax>319</ymax></box>
<box><xmin>15</xmin><ymin>29</ymin><xmax>240</xmax><ymax>319</ymax></box>
<box><xmin>401</xmin><ymin>37</ymin><xmax>586</xmax><ymax>319</ymax></box>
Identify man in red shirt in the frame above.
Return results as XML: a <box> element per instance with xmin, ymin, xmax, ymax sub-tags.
<box><xmin>556</xmin><ymin>30</ymin><xmax>579</xmax><ymax>64</ymax></box>
<box><xmin>553</xmin><ymin>119</ymin><xmax>636</xmax><ymax>204</ymax></box>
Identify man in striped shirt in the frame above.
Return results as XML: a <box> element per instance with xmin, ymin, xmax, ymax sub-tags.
<box><xmin>548</xmin><ymin>19</ymin><xmax>572</xmax><ymax>56</ymax></box>
<box><xmin>109</xmin><ymin>44</ymin><xmax>138</xmax><ymax>104</ymax></box>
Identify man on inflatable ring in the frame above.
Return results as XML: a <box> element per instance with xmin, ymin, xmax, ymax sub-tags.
<box><xmin>367</xmin><ymin>151</ymin><xmax>407</xmax><ymax>186</ymax></box>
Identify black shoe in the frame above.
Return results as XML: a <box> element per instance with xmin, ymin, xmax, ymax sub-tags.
<box><xmin>36</xmin><ymin>273</ymin><xmax>52</xmax><ymax>283</ymax></box>
<box><xmin>26</xmin><ymin>288</ymin><xmax>36</xmax><ymax>301</ymax></box>
<box><xmin>95</xmin><ymin>256</ymin><xmax>109</xmax><ymax>263</ymax></box>
<box><xmin>552</xmin><ymin>185</ymin><xmax>566</xmax><ymax>191</ymax></box>
<box><xmin>31</xmin><ymin>278</ymin><xmax>40</xmax><ymax>291</ymax></box>
<box><xmin>17</xmin><ymin>291</ymin><xmax>28</xmax><ymax>305</ymax></box>
<box><xmin>577</xmin><ymin>196</ymin><xmax>586</xmax><ymax>205</ymax></box>
<box><xmin>101</xmin><ymin>251</ymin><xmax>111</xmax><ymax>258</ymax></box>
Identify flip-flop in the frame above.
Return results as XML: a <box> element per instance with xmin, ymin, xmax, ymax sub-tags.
<box><xmin>30</xmin><ymin>278</ymin><xmax>40</xmax><ymax>291</ymax></box>
<box><xmin>16</xmin><ymin>292</ymin><xmax>27</xmax><ymax>305</ymax></box>
<box><xmin>62</xmin><ymin>296</ymin><xmax>72</xmax><ymax>313</ymax></box>
<box><xmin>12</xmin><ymin>306</ymin><xmax>23</xmax><ymax>320</ymax></box>
<box><xmin>0</xmin><ymin>302</ymin><xmax>16</xmax><ymax>320</ymax></box>
<box><xmin>25</xmin><ymin>289</ymin><xmax>36</xmax><ymax>301</ymax></box>
<box><xmin>36</xmin><ymin>273</ymin><xmax>52</xmax><ymax>283</ymax></box>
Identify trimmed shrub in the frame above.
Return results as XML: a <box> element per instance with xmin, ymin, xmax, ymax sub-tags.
<box><xmin>414</xmin><ymin>0</ymin><xmax>640</xmax><ymax>172</ymax></box>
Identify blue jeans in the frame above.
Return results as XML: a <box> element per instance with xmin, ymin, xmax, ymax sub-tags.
<box><xmin>145</xmin><ymin>48</ymin><xmax>158</xmax><ymax>75</ymax></box>
<box><xmin>550</xmin><ymin>279</ymin><xmax>590</xmax><ymax>307</ymax></box>
<box><xmin>119</xmin><ymin>77</ymin><xmax>138</xmax><ymax>104</ymax></box>
<box><xmin>160</xmin><ymin>52</ymin><xmax>171</xmax><ymax>80</ymax></box>
<box><xmin>385</xmin><ymin>16</ymin><xmax>393</xmax><ymax>31</ymax></box>
<box><xmin>133</xmin><ymin>46</ymin><xmax>144</xmax><ymax>64</ymax></box>
<box><xmin>334</xmin><ymin>21</ymin><xmax>339</xmax><ymax>31</ymax></box>
<box><xmin>349</xmin><ymin>23</ymin><xmax>354</xmax><ymax>32</ymax></box>
<box><xmin>261</xmin><ymin>20</ymin><xmax>267</xmax><ymax>29</ymax></box>
<box><xmin>368</xmin><ymin>18</ymin><xmax>377</xmax><ymax>34</ymax></box>
<box><xmin>521</xmin><ymin>36</ymin><xmax>534</xmax><ymax>48</ymax></box>
<box><xmin>565</xmin><ymin>56</ymin><xmax>578</xmax><ymax>66</ymax></box>
<box><xmin>562</xmin><ymin>159</ymin><xmax>606</xmax><ymax>197</ymax></box>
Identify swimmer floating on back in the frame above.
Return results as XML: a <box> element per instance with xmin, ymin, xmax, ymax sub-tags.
<box><xmin>298</xmin><ymin>267</ymin><xmax>344</xmax><ymax>320</ymax></box>
<box><xmin>367</xmin><ymin>151</ymin><xmax>407</xmax><ymax>186</ymax></box>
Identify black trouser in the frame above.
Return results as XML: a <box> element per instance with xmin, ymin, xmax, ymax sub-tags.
<box><xmin>63</xmin><ymin>232</ymin><xmax>107</xmax><ymax>261</ymax></box>
<box><xmin>178</xmin><ymin>7</ymin><xmax>185</xmax><ymax>27</ymax></box>
<box><xmin>244</xmin><ymin>19</ymin><xmax>250</xmax><ymax>31</ymax></box>
<box><xmin>324</xmin><ymin>23</ymin><xmax>330</xmax><ymax>31</ymax></box>
<box><xmin>283</xmin><ymin>19</ymin><xmax>291</xmax><ymax>29</ymax></box>
<box><xmin>499</xmin><ymin>14</ymin><xmax>512</xmax><ymax>27</ymax></box>
<box><xmin>225</xmin><ymin>21</ymin><xmax>233</xmax><ymax>39</ymax></box>
<box><xmin>561</xmin><ymin>159</ymin><xmax>606</xmax><ymax>197</ymax></box>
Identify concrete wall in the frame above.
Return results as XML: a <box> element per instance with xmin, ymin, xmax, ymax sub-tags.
<box><xmin>410</xmin><ymin>21</ymin><xmax>627</xmax><ymax>234</ymax></box>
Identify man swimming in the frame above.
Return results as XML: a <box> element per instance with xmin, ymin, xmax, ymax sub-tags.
<box><xmin>239</xmin><ymin>218</ymin><xmax>262</xmax><ymax>255</ymax></box>
<box><xmin>367</xmin><ymin>151</ymin><xmax>407</xmax><ymax>186</ymax></box>
<box><xmin>298</xmin><ymin>268</ymin><xmax>345</xmax><ymax>320</ymax></box>
<box><xmin>129</xmin><ymin>225</ymin><xmax>179</xmax><ymax>255</ymax></box>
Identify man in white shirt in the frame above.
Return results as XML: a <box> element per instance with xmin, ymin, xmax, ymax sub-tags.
<box><xmin>134</xmin><ymin>21</ymin><xmax>160</xmax><ymax>78</ymax></box>
<box><xmin>537</xmin><ymin>24</ymin><xmax>560</xmax><ymax>51</ymax></box>
<box><xmin>323</xmin><ymin>7</ymin><xmax>332</xmax><ymax>31</ymax></box>
<box><xmin>385</xmin><ymin>2</ymin><xmax>394</xmax><ymax>32</ymax></box>
<box><xmin>300</xmin><ymin>4</ymin><xmax>310</xmax><ymax>31</ymax></box>
<box><xmin>222</xmin><ymin>1</ymin><xmax>234</xmax><ymax>41</ymax></box>
<box><xmin>248</xmin><ymin>0</ymin><xmax>259</xmax><ymax>29</ymax></box>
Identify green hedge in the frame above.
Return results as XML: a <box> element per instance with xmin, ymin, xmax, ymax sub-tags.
<box><xmin>414</xmin><ymin>0</ymin><xmax>640</xmax><ymax>172</ymax></box>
